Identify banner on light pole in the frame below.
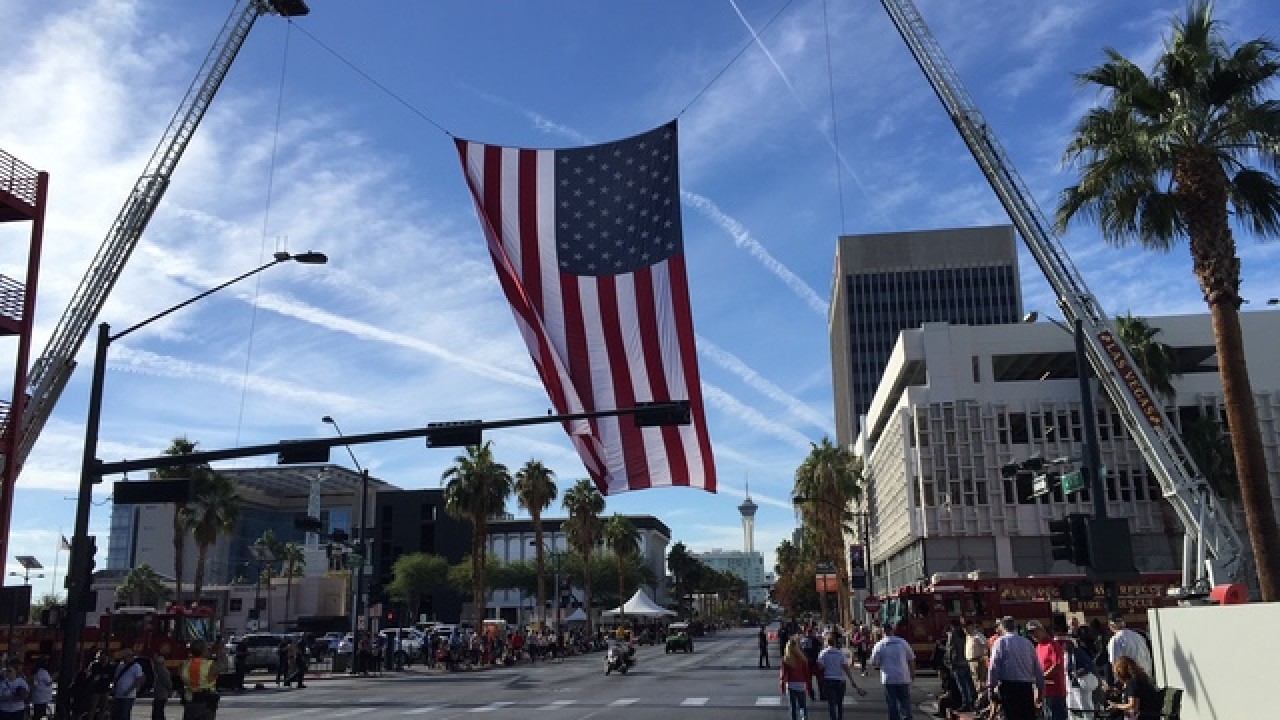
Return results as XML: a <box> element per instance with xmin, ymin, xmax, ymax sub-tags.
<box><xmin>849</xmin><ymin>544</ymin><xmax>867</xmax><ymax>590</ymax></box>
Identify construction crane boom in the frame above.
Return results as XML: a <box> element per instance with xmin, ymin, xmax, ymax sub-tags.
<box><xmin>5</xmin><ymin>0</ymin><xmax>308</xmax><ymax>469</ymax></box>
<box><xmin>878</xmin><ymin>0</ymin><xmax>1244</xmax><ymax>591</ymax></box>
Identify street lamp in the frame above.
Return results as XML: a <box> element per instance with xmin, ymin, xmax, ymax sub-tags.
<box><xmin>10</xmin><ymin>555</ymin><xmax>44</xmax><ymax>585</ymax></box>
<box><xmin>322</xmin><ymin>414</ymin><xmax>370</xmax><ymax>660</ymax></box>
<box><xmin>57</xmin><ymin>250</ymin><xmax>326</xmax><ymax>720</ymax></box>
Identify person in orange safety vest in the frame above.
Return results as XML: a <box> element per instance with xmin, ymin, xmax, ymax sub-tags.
<box><xmin>179</xmin><ymin>640</ymin><xmax>219</xmax><ymax>720</ymax></box>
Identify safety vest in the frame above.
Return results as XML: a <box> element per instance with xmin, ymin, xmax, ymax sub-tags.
<box><xmin>181</xmin><ymin>657</ymin><xmax>214</xmax><ymax>699</ymax></box>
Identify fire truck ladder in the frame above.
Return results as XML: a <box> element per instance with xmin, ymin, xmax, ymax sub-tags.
<box><xmin>2</xmin><ymin>0</ymin><xmax>309</xmax><ymax>472</ymax></box>
<box><xmin>878</xmin><ymin>0</ymin><xmax>1245</xmax><ymax>592</ymax></box>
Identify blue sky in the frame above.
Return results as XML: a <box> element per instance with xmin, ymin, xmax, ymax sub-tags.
<box><xmin>1</xmin><ymin>0</ymin><xmax>1278</xmax><ymax>596</ymax></box>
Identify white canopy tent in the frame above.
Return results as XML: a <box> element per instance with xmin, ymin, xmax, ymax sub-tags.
<box><xmin>601</xmin><ymin>589</ymin><xmax>676</xmax><ymax>618</ymax></box>
<box><xmin>562</xmin><ymin>607</ymin><xmax>588</xmax><ymax>624</ymax></box>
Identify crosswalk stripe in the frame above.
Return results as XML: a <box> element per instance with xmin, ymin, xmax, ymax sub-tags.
<box><xmin>539</xmin><ymin>700</ymin><xmax>576</xmax><ymax>710</ymax></box>
<box><xmin>610</xmin><ymin>698</ymin><xmax>639</xmax><ymax>706</ymax></box>
<box><xmin>680</xmin><ymin>698</ymin><xmax>709</xmax><ymax>706</ymax></box>
<box><xmin>756</xmin><ymin>696</ymin><xmax>782</xmax><ymax>706</ymax></box>
<box><xmin>469</xmin><ymin>702</ymin><xmax>514</xmax><ymax>713</ymax></box>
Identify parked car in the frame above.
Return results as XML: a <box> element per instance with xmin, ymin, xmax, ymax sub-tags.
<box><xmin>665</xmin><ymin>623</ymin><xmax>694</xmax><ymax>653</ymax></box>
<box><xmin>233</xmin><ymin>633</ymin><xmax>287</xmax><ymax>672</ymax></box>
<box><xmin>379</xmin><ymin>628</ymin><xmax>426</xmax><ymax>664</ymax></box>
<box><xmin>312</xmin><ymin>631</ymin><xmax>344</xmax><ymax>658</ymax></box>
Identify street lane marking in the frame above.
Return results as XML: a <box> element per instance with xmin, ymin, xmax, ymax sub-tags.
<box><xmin>403</xmin><ymin>707</ymin><xmax>447</xmax><ymax>715</ymax></box>
<box><xmin>539</xmin><ymin>700</ymin><xmax>576</xmax><ymax>710</ymax></box>
<box><xmin>756</xmin><ymin>696</ymin><xmax>782</xmax><ymax>706</ymax></box>
<box><xmin>681</xmin><ymin>698</ymin><xmax>709</xmax><ymax>706</ymax></box>
<box><xmin>469</xmin><ymin>702</ymin><xmax>514</xmax><ymax>713</ymax></box>
<box><xmin>333</xmin><ymin>710</ymin><xmax>376</xmax><ymax>717</ymax></box>
<box><xmin>610</xmin><ymin>698</ymin><xmax>639</xmax><ymax>706</ymax></box>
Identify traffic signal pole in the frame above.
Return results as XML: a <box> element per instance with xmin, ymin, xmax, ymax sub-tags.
<box><xmin>1074</xmin><ymin>317</ymin><xmax>1106</xmax><ymax>520</ymax></box>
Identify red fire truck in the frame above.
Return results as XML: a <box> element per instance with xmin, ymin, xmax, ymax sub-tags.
<box><xmin>877</xmin><ymin>571</ymin><xmax>1180</xmax><ymax>661</ymax></box>
<box><xmin>2</xmin><ymin>604</ymin><xmax>220</xmax><ymax>681</ymax></box>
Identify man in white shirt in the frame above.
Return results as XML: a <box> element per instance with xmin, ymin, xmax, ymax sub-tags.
<box><xmin>110</xmin><ymin>648</ymin><xmax>145</xmax><ymax>720</ymax></box>
<box><xmin>869</xmin><ymin>624</ymin><xmax>916</xmax><ymax>720</ymax></box>
<box><xmin>0</xmin><ymin>663</ymin><xmax>29</xmax><ymax>720</ymax></box>
<box><xmin>1106</xmin><ymin>616</ymin><xmax>1152</xmax><ymax>679</ymax></box>
<box><xmin>30</xmin><ymin>662</ymin><xmax>53</xmax><ymax>720</ymax></box>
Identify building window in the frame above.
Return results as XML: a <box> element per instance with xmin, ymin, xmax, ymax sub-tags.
<box><xmin>1009</xmin><ymin>413</ymin><xmax>1029</xmax><ymax>444</ymax></box>
<box><xmin>230</xmin><ymin>598</ymin><xmax>242</xmax><ymax>612</ymax></box>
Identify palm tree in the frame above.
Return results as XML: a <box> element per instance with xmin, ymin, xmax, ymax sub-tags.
<box><xmin>281</xmin><ymin>542</ymin><xmax>306</xmax><ymax>623</ymax></box>
<box><xmin>666</xmin><ymin>541</ymin><xmax>698</xmax><ymax>613</ymax></box>
<box><xmin>1183</xmin><ymin>411</ymin><xmax>1238</xmax><ymax>499</ymax></box>
<box><xmin>514</xmin><ymin>459</ymin><xmax>558</xmax><ymax>628</ymax></box>
<box><xmin>253</xmin><ymin>530</ymin><xmax>284</xmax><ymax>627</ymax></box>
<box><xmin>1116</xmin><ymin>314</ymin><xmax>1181</xmax><ymax>402</ymax></box>
<box><xmin>603</xmin><ymin>514</ymin><xmax>640</xmax><ymax>620</ymax></box>
<box><xmin>441</xmin><ymin>441</ymin><xmax>513</xmax><ymax>631</ymax></box>
<box><xmin>153</xmin><ymin>436</ymin><xmax>206</xmax><ymax>605</ymax></box>
<box><xmin>561</xmin><ymin>478</ymin><xmax>604</xmax><ymax>634</ymax></box>
<box><xmin>793</xmin><ymin>437</ymin><xmax>863</xmax><ymax>629</ymax></box>
<box><xmin>1056</xmin><ymin>1</ymin><xmax>1280</xmax><ymax>599</ymax></box>
<box><xmin>189</xmin><ymin>470</ymin><xmax>240</xmax><ymax>601</ymax></box>
<box><xmin>117</xmin><ymin>563</ymin><xmax>171</xmax><ymax>607</ymax></box>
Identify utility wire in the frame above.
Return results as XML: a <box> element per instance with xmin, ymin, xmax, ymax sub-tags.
<box><xmin>679</xmin><ymin>0</ymin><xmax>796</xmax><ymax>118</ymax></box>
<box><xmin>234</xmin><ymin>20</ymin><xmax>293</xmax><ymax>452</ymax></box>
<box><xmin>822</xmin><ymin>0</ymin><xmax>847</xmax><ymax>235</ymax></box>
<box><xmin>290</xmin><ymin>21</ymin><xmax>454</xmax><ymax>138</ymax></box>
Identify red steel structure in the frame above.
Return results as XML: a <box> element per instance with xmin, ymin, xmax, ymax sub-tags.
<box><xmin>0</xmin><ymin>148</ymin><xmax>49</xmax><ymax>578</ymax></box>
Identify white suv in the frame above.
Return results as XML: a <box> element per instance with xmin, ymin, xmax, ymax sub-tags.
<box><xmin>379</xmin><ymin>628</ymin><xmax>425</xmax><ymax>664</ymax></box>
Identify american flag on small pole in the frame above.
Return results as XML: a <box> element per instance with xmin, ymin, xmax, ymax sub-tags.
<box><xmin>456</xmin><ymin>120</ymin><xmax>716</xmax><ymax>495</ymax></box>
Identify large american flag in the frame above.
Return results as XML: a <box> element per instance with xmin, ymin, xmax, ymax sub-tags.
<box><xmin>456</xmin><ymin>121</ymin><xmax>716</xmax><ymax>495</ymax></box>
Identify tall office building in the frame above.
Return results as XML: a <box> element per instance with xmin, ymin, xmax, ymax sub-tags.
<box><xmin>694</xmin><ymin>549</ymin><xmax>769</xmax><ymax>604</ymax></box>
<box><xmin>830</xmin><ymin>225</ymin><xmax>1023</xmax><ymax>443</ymax></box>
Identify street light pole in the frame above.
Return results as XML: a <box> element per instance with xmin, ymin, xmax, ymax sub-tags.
<box><xmin>322</xmin><ymin>415</ymin><xmax>370</xmax><ymax>667</ymax></box>
<box><xmin>56</xmin><ymin>251</ymin><xmax>326</xmax><ymax>720</ymax></box>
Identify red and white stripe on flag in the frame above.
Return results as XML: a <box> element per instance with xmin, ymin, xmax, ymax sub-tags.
<box><xmin>455</xmin><ymin>121</ymin><xmax>716</xmax><ymax>495</ymax></box>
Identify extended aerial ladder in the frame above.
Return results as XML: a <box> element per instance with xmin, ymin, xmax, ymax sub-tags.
<box><xmin>878</xmin><ymin>0</ymin><xmax>1245</xmax><ymax>593</ymax></box>
<box><xmin>0</xmin><ymin>0</ymin><xmax>309</xmax><ymax>568</ymax></box>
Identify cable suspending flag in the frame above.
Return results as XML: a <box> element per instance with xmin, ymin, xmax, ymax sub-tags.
<box><xmin>456</xmin><ymin>120</ymin><xmax>716</xmax><ymax>495</ymax></box>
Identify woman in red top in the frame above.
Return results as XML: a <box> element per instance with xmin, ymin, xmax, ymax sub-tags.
<box><xmin>780</xmin><ymin>638</ymin><xmax>816</xmax><ymax>720</ymax></box>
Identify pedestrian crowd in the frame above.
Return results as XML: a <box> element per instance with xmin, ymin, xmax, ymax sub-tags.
<box><xmin>775</xmin><ymin>620</ymin><xmax>871</xmax><ymax>720</ymax></box>
<box><xmin>0</xmin><ymin>639</ymin><xmax>216</xmax><ymax>720</ymax></box>
<box><xmin>926</xmin><ymin>612</ymin><xmax>1158</xmax><ymax>720</ymax></box>
<box><xmin>772</xmin><ymin>610</ymin><xmax>1161</xmax><ymax>720</ymax></box>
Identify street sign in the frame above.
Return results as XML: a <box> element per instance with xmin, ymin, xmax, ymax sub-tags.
<box><xmin>1032</xmin><ymin>473</ymin><xmax>1050</xmax><ymax>497</ymax></box>
<box><xmin>815</xmin><ymin>561</ymin><xmax>836</xmax><ymax>574</ymax></box>
<box><xmin>863</xmin><ymin>597</ymin><xmax>882</xmax><ymax>614</ymax></box>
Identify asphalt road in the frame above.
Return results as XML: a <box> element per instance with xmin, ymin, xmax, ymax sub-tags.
<box><xmin>140</xmin><ymin>628</ymin><xmax>936</xmax><ymax>719</ymax></box>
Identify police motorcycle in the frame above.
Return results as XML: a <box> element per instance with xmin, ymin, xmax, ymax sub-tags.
<box><xmin>604</xmin><ymin>639</ymin><xmax>636</xmax><ymax>675</ymax></box>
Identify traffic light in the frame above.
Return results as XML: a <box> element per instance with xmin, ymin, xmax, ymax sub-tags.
<box><xmin>1083</xmin><ymin>517</ymin><xmax>1136</xmax><ymax>577</ymax></box>
<box><xmin>1048</xmin><ymin>513</ymin><xmax>1090</xmax><ymax>565</ymax></box>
